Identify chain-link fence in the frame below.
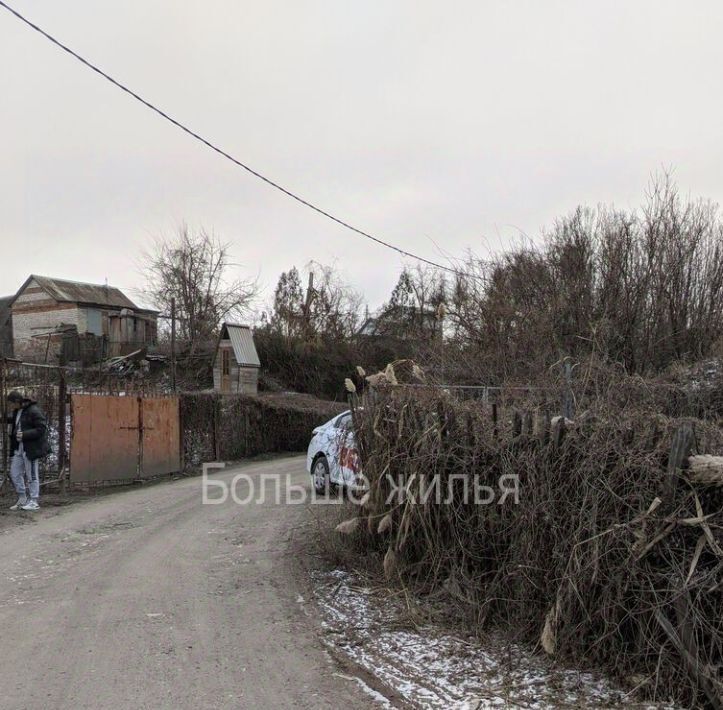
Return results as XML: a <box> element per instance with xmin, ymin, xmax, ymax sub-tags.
<box><xmin>1</xmin><ymin>358</ymin><xmax>169</xmax><ymax>486</ymax></box>
<box><xmin>1</xmin><ymin>360</ymin><xmax>67</xmax><ymax>481</ymax></box>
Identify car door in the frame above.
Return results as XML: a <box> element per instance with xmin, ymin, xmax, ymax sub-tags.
<box><xmin>324</xmin><ymin>414</ymin><xmax>346</xmax><ymax>485</ymax></box>
<box><xmin>332</xmin><ymin>413</ymin><xmax>360</xmax><ymax>487</ymax></box>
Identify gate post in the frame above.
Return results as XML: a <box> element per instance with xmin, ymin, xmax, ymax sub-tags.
<box><xmin>0</xmin><ymin>359</ymin><xmax>7</xmax><ymax>484</ymax></box>
<box><xmin>137</xmin><ymin>395</ymin><xmax>144</xmax><ymax>479</ymax></box>
<box><xmin>58</xmin><ymin>371</ymin><xmax>68</xmax><ymax>493</ymax></box>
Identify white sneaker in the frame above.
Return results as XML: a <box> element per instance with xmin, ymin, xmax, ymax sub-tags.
<box><xmin>9</xmin><ymin>498</ymin><xmax>28</xmax><ymax>511</ymax></box>
<box><xmin>20</xmin><ymin>499</ymin><xmax>40</xmax><ymax>511</ymax></box>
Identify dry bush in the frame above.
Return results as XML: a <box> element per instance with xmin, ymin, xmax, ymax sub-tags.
<box><xmin>346</xmin><ymin>381</ymin><xmax>723</xmax><ymax>707</ymax></box>
<box><xmin>254</xmin><ymin>330</ymin><xmax>359</xmax><ymax>401</ymax></box>
<box><xmin>448</xmin><ymin>176</ymin><xmax>723</xmax><ymax>382</ymax></box>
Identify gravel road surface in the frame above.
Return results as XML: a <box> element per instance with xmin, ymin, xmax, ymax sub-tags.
<box><xmin>0</xmin><ymin>456</ymin><xmax>376</xmax><ymax>709</ymax></box>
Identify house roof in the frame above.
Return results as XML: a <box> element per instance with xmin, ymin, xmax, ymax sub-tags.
<box><xmin>13</xmin><ymin>275</ymin><xmax>158</xmax><ymax>314</ymax></box>
<box><xmin>358</xmin><ymin>304</ymin><xmax>440</xmax><ymax>337</ymax></box>
<box><xmin>219</xmin><ymin>323</ymin><xmax>260</xmax><ymax>367</ymax></box>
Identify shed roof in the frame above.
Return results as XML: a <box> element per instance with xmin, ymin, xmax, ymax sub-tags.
<box><xmin>14</xmin><ymin>275</ymin><xmax>158</xmax><ymax>314</ymax></box>
<box><xmin>219</xmin><ymin>323</ymin><xmax>260</xmax><ymax>367</ymax></box>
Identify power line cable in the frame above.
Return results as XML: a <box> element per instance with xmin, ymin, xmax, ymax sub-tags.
<box><xmin>0</xmin><ymin>0</ymin><xmax>464</xmax><ymax>275</ymax></box>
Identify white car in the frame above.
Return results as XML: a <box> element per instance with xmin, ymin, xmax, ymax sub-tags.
<box><xmin>306</xmin><ymin>410</ymin><xmax>361</xmax><ymax>493</ymax></box>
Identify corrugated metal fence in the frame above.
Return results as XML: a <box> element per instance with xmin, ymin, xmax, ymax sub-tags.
<box><xmin>0</xmin><ymin>358</ymin><xmax>176</xmax><ymax>488</ymax></box>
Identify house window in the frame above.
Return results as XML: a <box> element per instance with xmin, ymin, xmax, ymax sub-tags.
<box><xmin>222</xmin><ymin>348</ymin><xmax>230</xmax><ymax>376</ymax></box>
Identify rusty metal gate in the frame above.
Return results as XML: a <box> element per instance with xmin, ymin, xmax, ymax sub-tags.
<box><xmin>140</xmin><ymin>397</ymin><xmax>182</xmax><ymax>477</ymax></box>
<box><xmin>70</xmin><ymin>395</ymin><xmax>181</xmax><ymax>483</ymax></box>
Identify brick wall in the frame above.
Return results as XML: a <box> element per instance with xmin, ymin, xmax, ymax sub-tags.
<box><xmin>12</xmin><ymin>283</ymin><xmax>80</xmax><ymax>362</ymax></box>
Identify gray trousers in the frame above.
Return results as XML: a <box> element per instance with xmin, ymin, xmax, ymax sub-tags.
<box><xmin>10</xmin><ymin>451</ymin><xmax>40</xmax><ymax>501</ymax></box>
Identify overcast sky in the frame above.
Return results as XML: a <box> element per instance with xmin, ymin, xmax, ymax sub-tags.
<box><xmin>2</xmin><ymin>1</ymin><xmax>722</xmax><ymax>314</ymax></box>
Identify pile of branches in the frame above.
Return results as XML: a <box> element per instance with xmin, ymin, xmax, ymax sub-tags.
<box><xmin>553</xmin><ymin>355</ymin><xmax>723</xmax><ymax>422</ymax></box>
<box><xmin>345</xmin><ymin>384</ymin><xmax>723</xmax><ymax>708</ymax></box>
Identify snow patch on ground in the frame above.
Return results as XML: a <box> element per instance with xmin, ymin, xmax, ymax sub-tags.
<box><xmin>335</xmin><ymin>672</ymin><xmax>394</xmax><ymax>708</ymax></box>
<box><xmin>312</xmin><ymin>569</ymin><xmax>673</xmax><ymax>709</ymax></box>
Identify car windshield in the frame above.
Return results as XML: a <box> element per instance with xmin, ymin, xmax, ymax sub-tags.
<box><xmin>335</xmin><ymin>413</ymin><xmax>352</xmax><ymax>429</ymax></box>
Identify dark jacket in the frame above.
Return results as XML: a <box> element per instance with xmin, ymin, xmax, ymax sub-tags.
<box><xmin>6</xmin><ymin>399</ymin><xmax>51</xmax><ymax>461</ymax></box>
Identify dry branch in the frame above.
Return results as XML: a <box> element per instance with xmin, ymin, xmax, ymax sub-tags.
<box><xmin>343</xmin><ymin>383</ymin><xmax>723</xmax><ymax>708</ymax></box>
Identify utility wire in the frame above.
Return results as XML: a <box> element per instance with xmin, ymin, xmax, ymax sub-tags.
<box><xmin>0</xmin><ymin>0</ymin><xmax>463</xmax><ymax>275</ymax></box>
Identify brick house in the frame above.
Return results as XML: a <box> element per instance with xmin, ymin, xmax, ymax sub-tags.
<box><xmin>7</xmin><ymin>275</ymin><xmax>158</xmax><ymax>363</ymax></box>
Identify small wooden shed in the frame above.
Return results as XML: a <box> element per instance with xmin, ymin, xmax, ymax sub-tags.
<box><xmin>212</xmin><ymin>323</ymin><xmax>260</xmax><ymax>395</ymax></box>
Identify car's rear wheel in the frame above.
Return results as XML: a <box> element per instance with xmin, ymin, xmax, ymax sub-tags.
<box><xmin>312</xmin><ymin>455</ymin><xmax>331</xmax><ymax>494</ymax></box>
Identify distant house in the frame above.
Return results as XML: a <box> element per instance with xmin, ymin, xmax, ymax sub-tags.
<box><xmin>212</xmin><ymin>323</ymin><xmax>260</xmax><ymax>395</ymax></box>
<box><xmin>358</xmin><ymin>304</ymin><xmax>443</xmax><ymax>341</ymax></box>
<box><xmin>8</xmin><ymin>275</ymin><xmax>158</xmax><ymax>363</ymax></box>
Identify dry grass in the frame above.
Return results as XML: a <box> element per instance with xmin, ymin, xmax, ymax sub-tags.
<box><xmin>339</xmin><ymin>380</ymin><xmax>723</xmax><ymax>708</ymax></box>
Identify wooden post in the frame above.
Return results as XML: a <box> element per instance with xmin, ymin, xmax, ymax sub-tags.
<box><xmin>465</xmin><ymin>412</ymin><xmax>474</xmax><ymax>447</ymax></box>
<box><xmin>170</xmin><ymin>297</ymin><xmax>177</xmax><ymax>393</ymax></box>
<box><xmin>98</xmin><ymin>335</ymin><xmax>105</xmax><ymax>384</ymax></box>
<box><xmin>655</xmin><ymin>603</ymin><xmax>723</xmax><ymax>710</ymax></box>
<box><xmin>213</xmin><ymin>395</ymin><xmax>221</xmax><ymax>462</ymax></box>
<box><xmin>537</xmin><ymin>409</ymin><xmax>551</xmax><ymax>446</ymax></box>
<box><xmin>664</xmin><ymin>421</ymin><xmax>694</xmax><ymax>501</ymax></box>
<box><xmin>58</xmin><ymin>371</ymin><xmax>67</xmax><ymax>494</ymax></box>
<box><xmin>437</xmin><ymin>401</ymin><xmax>448</xmax><ymax>439</ymax></box>
<box><xmin>645</xmin><ymin>419</ymin><xmax>661</xmax><ymax>450</ymax></box>
<box><xmin>302</xmin><ymin>271</ymin><xmax>315</xmax><ymax>339</ymax></box>
<box><xmin>512</xmin><ymin>410</ymin><xmax>522</xmax><ymax>438</ymax></box>
<box><xmin>492</xmin><ymin>401</ymin><xmax>499</xmax><ymax>439</ymax></box>
<box><xmin>137</xmin><ymin>395</ymin><xmax>144</xmax><ymax>479</ymax></box>
<box><xmin>551</xmin><ymin>416</ymin><xmax>567</xmax><ymax>448</ymax></box>
<box><xmin>521</xmin><ymin>410</ymin><xmax>533</xmax><ymax>437</ymax></box>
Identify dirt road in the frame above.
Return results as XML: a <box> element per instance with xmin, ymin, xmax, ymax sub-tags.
<box><xmin>0</xmin><ymin>456</ymin><xmax>376</xmax><ymax>710</ymax></box>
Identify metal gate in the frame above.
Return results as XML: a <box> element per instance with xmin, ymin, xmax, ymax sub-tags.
<box><xmin>70</xmin><ymin>395</ymin><xmax>181</xmax><ymax>483</ymax></box>
<box><xmin>141</xmin><ymin>397</ymin><xmax>181</xmax><ymax>477</ymax></box>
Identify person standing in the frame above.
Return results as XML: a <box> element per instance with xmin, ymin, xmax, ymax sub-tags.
<box><xmin>6</xmin><ymin>390</ymin><xmax>50</xmax><ymax>511</ymax></box>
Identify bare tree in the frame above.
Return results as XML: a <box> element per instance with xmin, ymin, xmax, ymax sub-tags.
<box><xmin>446</xmin><ymin>174</ymin><xmax>723</xmax><ymax>380</ymax></box>
<box><xmin>376</xmin><ymin>265</ymin><xmax>447</xmax><ymax>341</ymax></box>
<box><xmin>305</xmin><ymin>261</ymin><xmax>365</xmax><ymax>341</ymax></box>
<box><xmin>269</xmin><ymin>266</ymin><xmax>305</xmax><ymax>339</ymax></box>
<box><xmin>267</xmin><ymin>261</ymin><xmax>364</xmax><ymax>342</ymax></box>
<box><xmin>143</xmin><ymin>226</ymin><xmax>257</xmax><ymax>354</ymax></box>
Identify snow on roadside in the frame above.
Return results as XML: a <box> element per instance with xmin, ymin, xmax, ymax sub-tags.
<box><xmin>312</xmin><ymin>569</ymin><xmax>674</xmax><ymax>709</ymax></box>
<box><xmin>334</xmin><ymin>672</ymin><xmax>394</xmax><ymax>708</ymax></box>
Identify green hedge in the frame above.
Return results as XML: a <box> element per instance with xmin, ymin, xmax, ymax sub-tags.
<box><xmin>180</xmin><ymin>392</ymin><xmax>346</xmax><ymax>466</ymax></box>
